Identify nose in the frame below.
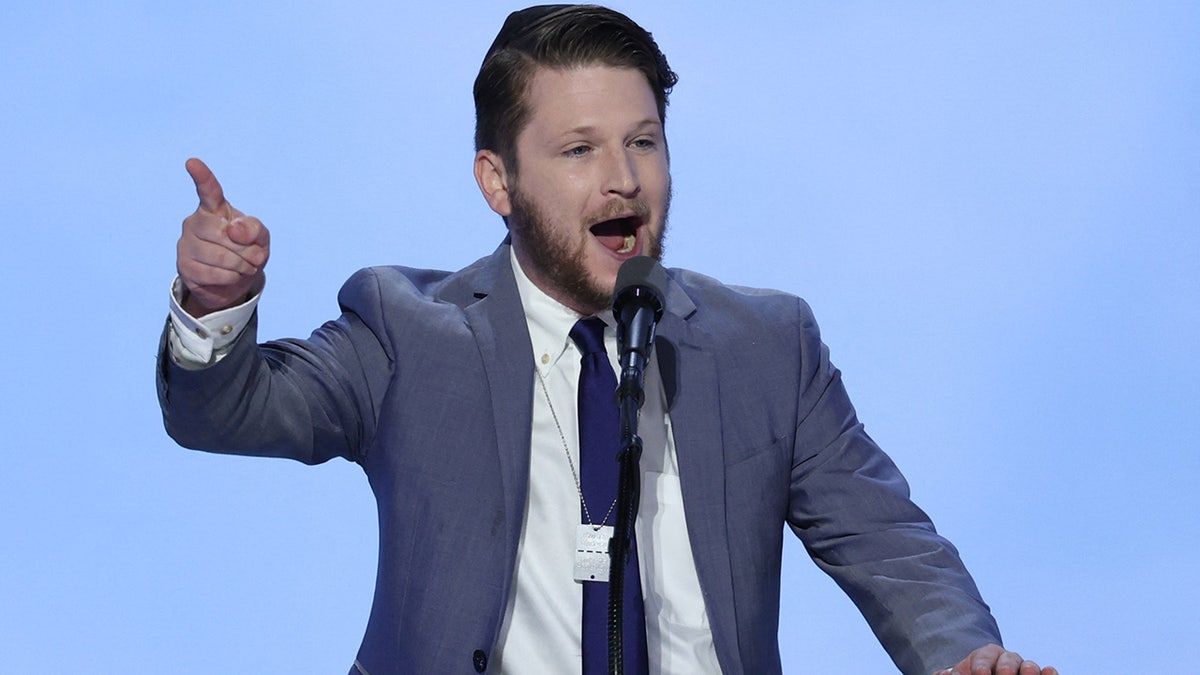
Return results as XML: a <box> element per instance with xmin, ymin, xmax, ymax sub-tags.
<box><xmin>603</xmin><ymin>149</ymin><xmax>641</xmax><ymax>198</ymax></box>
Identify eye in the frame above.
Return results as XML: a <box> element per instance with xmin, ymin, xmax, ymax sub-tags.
<box><xmin>564</xmin><ymin>144</ymin><xmax>592</xmax><ymax>158</ymax></box>
<box><xmin>630</xmin><ymin>137</ymin><xmax>658</xmax><ymax>151</ymax></box>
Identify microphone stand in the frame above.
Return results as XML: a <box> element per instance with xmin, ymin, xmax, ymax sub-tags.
<box><xmin>607</xmin><ymin>368</ymin><xmax>644</xmax><ymax>675</ymax></box>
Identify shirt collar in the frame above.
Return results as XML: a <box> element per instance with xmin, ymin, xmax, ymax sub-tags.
<box><xmin>510</xmin><ymin>248</ymin><xmax>612</xmax><ymax>377</ymax></box>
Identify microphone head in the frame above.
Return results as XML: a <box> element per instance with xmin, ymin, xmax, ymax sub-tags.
<box><xmin>613</xmin><ymin>256</ymin><xmax>667</xmax><ymax>317</ymax></box>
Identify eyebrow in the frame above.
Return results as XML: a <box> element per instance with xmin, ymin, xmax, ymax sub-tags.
<box><xmin>557</xmin><ymin>119</ymin><xmax>663</xmax><ymax>139</ymax></box>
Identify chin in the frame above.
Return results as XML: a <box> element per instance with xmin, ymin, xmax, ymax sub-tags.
<box><xmin>585</xmin><ymin>259</ymin><xmax>621</xmax><ymax>293</ymax></box>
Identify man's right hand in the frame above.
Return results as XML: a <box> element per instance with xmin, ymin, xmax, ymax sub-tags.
<box><xmin>177</xmin><ymin>158</ymin><xmax>271</xmax><ymax>317</ymax></box>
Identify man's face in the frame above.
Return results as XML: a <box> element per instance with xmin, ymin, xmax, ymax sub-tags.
<box><xmin>505</xmin><ymin>65</ymin><xmax>671</xmax><ymax>315</ymax></box>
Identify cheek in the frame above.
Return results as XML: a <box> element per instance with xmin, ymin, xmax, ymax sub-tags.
<box><xmin>647</xmin><ymin>159</ymin><xmax>671</xmax><ymax>194</ymax></box>
<box><xmin>526</xmin><ymin>173</ymin><xmax>591</xmax><ymax>216</ymax></box>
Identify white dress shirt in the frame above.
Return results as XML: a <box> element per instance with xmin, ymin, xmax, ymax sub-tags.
<box><xmin>497</xmin><ymin>251</ymin><xmax>717</xmax><ymax>674</ymax></box>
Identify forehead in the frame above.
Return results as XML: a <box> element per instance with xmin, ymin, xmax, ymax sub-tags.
<box><xmin>520</xmin><ymin>65</ymin><xmax>660</xmax><ymax>139</ymax></box>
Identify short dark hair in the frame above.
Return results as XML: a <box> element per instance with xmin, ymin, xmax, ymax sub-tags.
<box><xmin>473</xmin><ymin>4</ymin><xmax>678</xmax><ymax>172</ymax></box>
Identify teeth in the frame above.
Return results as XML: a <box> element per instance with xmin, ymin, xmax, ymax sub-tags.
<box><xmin>618</xmin><ymin>234</ymin><xmax>636</xmax><ymax>254</ymax></box>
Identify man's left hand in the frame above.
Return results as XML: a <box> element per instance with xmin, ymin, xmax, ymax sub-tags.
<box><xmin>934</xmin><ymin>643</ymin><xmax>1058</xmax><ymax>675</ymax></box>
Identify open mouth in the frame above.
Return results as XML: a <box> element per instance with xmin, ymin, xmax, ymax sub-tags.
<box><xmin>589</xmin><ymin>216</ymin><xmax>642</xmax><ymax>255</ymax></box>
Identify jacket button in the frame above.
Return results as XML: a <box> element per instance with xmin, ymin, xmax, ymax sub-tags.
<box><xmin>472</xmin><ymin>649</ymin><xmax>488</xmax><ymax>672</ymax></box>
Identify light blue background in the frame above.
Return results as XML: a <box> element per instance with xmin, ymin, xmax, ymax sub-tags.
<box><xmin>2</xmin><ymin>2</ymin><xmax>1196</xmax><ymax>672</ymax></box>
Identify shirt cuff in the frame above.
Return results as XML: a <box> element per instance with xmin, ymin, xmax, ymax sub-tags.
<box><xmin>167</xmin><ymin>277</ymin><xmax>260</xmax><ymax>368</ymax></box>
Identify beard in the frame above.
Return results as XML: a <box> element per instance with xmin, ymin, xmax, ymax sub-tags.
<box><xmin>508</xmin><ymin>184</ymin><xmax>668</xmax><ymax>315</ymax></box>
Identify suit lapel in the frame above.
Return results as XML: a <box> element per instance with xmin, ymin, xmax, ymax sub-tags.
<box><xmin>461</xmin><ymin>246</ymin><xmax>536</xmax><ymax>566</ymax></box>
<box><xmin>656</xmin><ymin>278</ymin><xmax>742</xmax><ymax>674</ymax></box>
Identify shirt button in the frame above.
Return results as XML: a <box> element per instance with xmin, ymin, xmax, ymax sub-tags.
<box><xmin>194</xmin><ymin>327</ymin><xmax>209</xmax><ymax>339</ymax></box>
<box><xmin>472</xmin><ymin>649</ymin><xmax>488</xmax><ymax>672</ymax></box>
<box><xmin>220</xmin><ymin>324</ymin><xmax>234</xmax><ymax>336</ymax></box>
<box><xmin>541</xmin><ymin>353</ymin><xmax>550</xmax><ymax>365</ymax></box>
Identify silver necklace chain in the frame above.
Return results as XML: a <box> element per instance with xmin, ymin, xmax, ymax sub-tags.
<box><xmin>534</xmin><ymin>366</ymin><xmax>617</xmax><ymax>531</ymax></box>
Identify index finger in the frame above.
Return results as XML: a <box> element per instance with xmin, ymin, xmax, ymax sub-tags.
<box><xmin>185</xmin><ymin>157</ymin><xmax>227</xmax><ymax>214</ymax></box>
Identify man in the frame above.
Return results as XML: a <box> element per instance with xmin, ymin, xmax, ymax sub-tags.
<box><xmin>159</xmin><ymin>5</ymin><xmax>1056</xmax><ymax>675</ymax></box>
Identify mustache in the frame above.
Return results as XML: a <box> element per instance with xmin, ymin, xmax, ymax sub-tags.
<box><xmin>585</xmin><ymin>199</ymin><xmax>652</xmax><ymax>227</ymax></box>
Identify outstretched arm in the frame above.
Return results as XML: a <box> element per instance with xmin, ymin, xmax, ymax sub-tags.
<box><xmin>159</xmin><ymin>159</ymin><xmax>387</xmax><ymax>465</ymax></box>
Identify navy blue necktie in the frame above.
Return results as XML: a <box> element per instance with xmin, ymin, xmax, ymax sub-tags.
<box><xmin>570</xmin><ymin>318</ymin><xmax>649</xmax><ymax>675</ymax></box>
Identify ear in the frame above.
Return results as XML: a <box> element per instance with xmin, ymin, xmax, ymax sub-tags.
<box><xmin>474</xmin><ymin>149</ymin><xmax>512</xmax><ymax>217</ymax></box>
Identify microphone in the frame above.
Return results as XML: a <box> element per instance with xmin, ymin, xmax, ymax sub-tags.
<box><xmin>612</xmin><ymin>256</ymin><xmax>667</xmax><ymax>407</ymax></box>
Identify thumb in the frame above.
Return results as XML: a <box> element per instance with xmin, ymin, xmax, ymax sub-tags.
<box><xmin>185</xmin><ymin>157</ymin><xmax>227</xmax><ymax>214</ymax></box>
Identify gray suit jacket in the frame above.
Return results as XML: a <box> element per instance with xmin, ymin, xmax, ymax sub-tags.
<box><xmin>158</xmin><ymin>242</ymin><xmax>1000</xmax><ymax>675</ymax></box>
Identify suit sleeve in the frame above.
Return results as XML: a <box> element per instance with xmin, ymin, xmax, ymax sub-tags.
<box><xmin>156</xmin><ymin>269</ymin><xmax>394</xmax><ymax>465</ymax></box>
<box><xmin>784</xmin><ymin>297</ymin><xmax>1002</xmax><ymax>675</ymax></box>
